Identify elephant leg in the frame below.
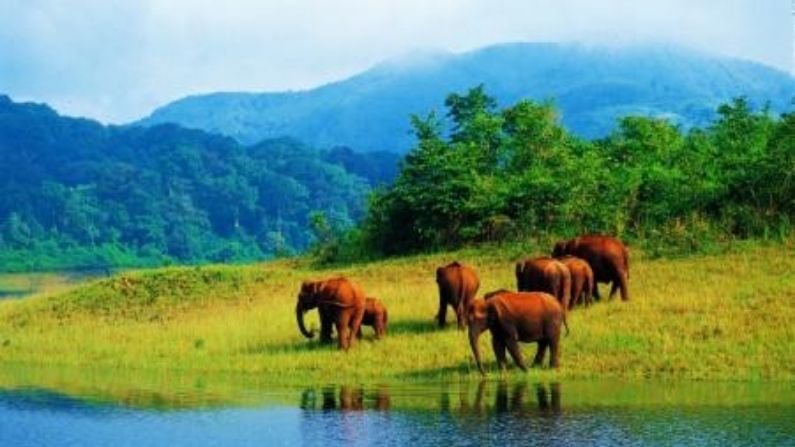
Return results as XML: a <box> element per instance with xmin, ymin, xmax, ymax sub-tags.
<box><xmin>505</xmin><ymin>336</ymin><xmax>527</xmax><ymax>371</ymax></box>
<box><xmin>336</xmin><ymin>312</ymin><xmax>352</xmax><ymax>350</ymax></box>
<box><xmin>492</xmin><ymin>335</ymin><xmax>508</xmax><ymax>372</ymax></box>
<box><xmin>320</xmin><ymin>309</ymin><xmax>333</xmax><ymax>344</ymax></box>
<box><xmin>347</xmin><ymin>306</ymin><xmax>365</xmax><ymax>349</ymax></box>
<box><xmin>609</xmin><ymin>281</ymin><xmax>619</xmax><ymax>300</ymax></box>
<box><xmin>455</xmin><ymin>303</ymin><xmax>466</xmax><ymax>330</ymax></box>
<box><xmin>549</xmin><ymin>337</ymin><xmax>560</xmax><ymax>369</ymax></box>
<box><xmin>375</xmin><ymin>317</ymin><xmax>384</xmax><ymax>340</ymax></box>
<box><xmin>532</xmin><ymin>340</ymin><xmax>548</xmax><ymax>367</ymax></box>
<box><xmin>570</xmin><ymin>280</ymin><xmax>581</xmax><ymax>310</ymax></box>
<box><xmin>592</xmin><ymin>283</ymin><xmax>601</xmax><ymax>301</ymax></box>
<box><xmin>436</xmin><ymin>296</ymin><xmax>448</xmax><ymax>328</ymax></box>
<box><xmin>618</xmin><ymin>271</ymin><xmax>630</xmax><ymax>301</ymax></box>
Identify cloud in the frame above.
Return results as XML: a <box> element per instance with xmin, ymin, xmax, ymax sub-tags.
<box><xmin>0</xmin><ymin>0</ymin><xmax>790</xmax><ymax>122</ymax></box>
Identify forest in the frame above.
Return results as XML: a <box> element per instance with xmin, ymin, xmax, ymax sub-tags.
<box><xmin>0</xmin><ymin>95</ymin><xmax>398</xmax><ymax>271</ymax></box>
<box><xmin>328</xmin><ymin>86</ymin><xmax>793</xmax><ymax>261</ymax></box>
<box><xmin>1</xmin><ymin>87</ymin><xmax>792</xmax><ymax>271</ymax></box>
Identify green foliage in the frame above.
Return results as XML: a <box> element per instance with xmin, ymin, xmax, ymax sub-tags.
<box><xmin>0</xmin><ymin>97</ymin><xmax>397</xmax><ymax>271</ymax></box>
<box><xmin>357</xmin><ymin>87</ymin><xmax>794</xmax><ymax>257</ymax></box>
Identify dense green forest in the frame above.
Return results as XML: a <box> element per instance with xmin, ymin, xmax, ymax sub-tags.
<box><xmin>0</xmin><ymin>95</ymin><xmax>398</xmax><ymax>271</ymax></box>
<box><xmin>324</xmin><ymin>86</ymin><xmax>794</xmax><ymax>260</ymax></box>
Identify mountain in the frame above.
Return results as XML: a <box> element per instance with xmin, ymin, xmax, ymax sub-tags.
<box><xmin>0</xmin><ymin>95</ymin><xmax>397</xmax><ymax>271</ymax></box>
<box><xmin>136</xmin><ymin>42</ymin><xmax>795</xmax><ymax>152</ymax></box>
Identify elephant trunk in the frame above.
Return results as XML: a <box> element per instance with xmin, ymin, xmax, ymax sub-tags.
<box><xmin>296</xmin><ymin>304</ymin><xmax>315</xmax><ymax>338</ymax></box>
<box><xmin>469</xmin><ymin>326</ymin><xmax>485</xmax><ymax>375</ymax></box>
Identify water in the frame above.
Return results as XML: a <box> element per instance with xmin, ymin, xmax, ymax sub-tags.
<box><xmin>0</xmin><ymin>380</ymin><xmax>791</xmax><ymax>446</ymax></box>
<box><xmin>0</xmin><ymin>290</ymin><xmax>29</xmax><ymax>299</ymax></box>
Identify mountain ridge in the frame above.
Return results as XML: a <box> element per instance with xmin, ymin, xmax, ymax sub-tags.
<box><xmin>136</xmin><ymin>42</ymin><xmax>795</xmax><ymax>152</ymax></box>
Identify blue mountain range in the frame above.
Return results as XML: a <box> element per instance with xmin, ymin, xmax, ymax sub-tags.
<box><xmin>136</xmin><ymin>42</ymin><xmax>795</xmax><ymax>152</ymax></box>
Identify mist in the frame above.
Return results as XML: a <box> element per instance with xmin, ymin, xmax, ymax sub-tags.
<box><xmin>0</xmin><ymin>0</ymin><xmax>790</xmax><ymax>122</ymax></box>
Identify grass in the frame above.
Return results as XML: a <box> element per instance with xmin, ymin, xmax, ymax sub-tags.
<box><xmin>0</xmin><ymin>241</ymin><xmax>792</xmax><ymax>387</ymax></box>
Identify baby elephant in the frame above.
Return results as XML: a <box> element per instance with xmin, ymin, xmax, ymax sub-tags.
<box><xmin>357</xmin><ymin>297</ymin><xmax>388</xmax><ymax>339</ymax></box>
<box><xmin>467</xmin><ymin>291</ymin><xmax>567</xmax><ymax>374</ymax></box>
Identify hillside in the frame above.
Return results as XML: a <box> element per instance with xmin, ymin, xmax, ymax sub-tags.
<box><xmin>0</xmin><ymin>243</ymin><xmax>792</xmax><ymax>382</ymax></box>
<box><xmin>137</xmin><ymin>42</ymin><xmax>795</xmax><ymax>152</ymax></box>
<box><xmin>0</xmin><ymin>95</ymin><xmax>398</xmax><ymax>271</ymax></box>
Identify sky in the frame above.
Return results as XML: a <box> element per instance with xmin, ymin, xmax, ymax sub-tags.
<box><xmin>0</xmin><ymin>0</ymin><xmax>791</xmax><ymax>123</ymax></box>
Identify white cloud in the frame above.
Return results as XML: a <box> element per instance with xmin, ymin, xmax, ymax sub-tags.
<box><xmin>0</xmin><ymin>0</ymin><xmax>790</xmax><ymax>122</ymax></box>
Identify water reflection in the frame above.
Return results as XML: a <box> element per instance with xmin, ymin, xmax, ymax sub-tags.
<box><xmin>300</xmin><ymin>385</ymin><xmax>391</xmax><ymax>411</ymax></box>
<box><xmin>450</xmin><ymin>381</ymin><xmax>562</xmax><ymax>417</ymax></box>
<box><xmin>0</xmin><ymin>380</ymin><xmax>792</xmax><ymax>446</ymax></box>
<box><xmin>293</xmin><ymin>381</ymin><xmax>795</xmax><ymax>446</ymax></box>
<box><xmin>297</xmin><ymin>381</ymin><xmax>563</xmax><ymax>416</ymax></box>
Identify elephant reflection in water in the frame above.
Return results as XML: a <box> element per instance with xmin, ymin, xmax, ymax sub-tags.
<box><xmin>462</xmin><ymin>381</ymin><xmax>561</xmax><ymax>415</ymax></box>
<box><xmin>299</xmin><ymin>385</ymin><xmax>390</xmax><ymax>411</ymax></box>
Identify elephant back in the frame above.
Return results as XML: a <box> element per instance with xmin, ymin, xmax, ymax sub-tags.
<box><xmin>315</xmin><ymin>277</ymin><xmax>366</xmax><ymax>308</ymax></box>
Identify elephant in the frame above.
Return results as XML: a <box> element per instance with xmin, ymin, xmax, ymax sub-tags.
<box><xmin>552</xmin><ymin>234</ymin><xmax>630</xmax><ymax>301</ymax></box>
<box><xmin>436</xmin><ymin>261</ymin><xmax>480</xmax><ymax>329</ymax></box>
<box><xmin>556</xmin><ymin>255</ymin><xmax>594</xmax><ymax>309</ymax></box>
<box><xmin>357</xmin><ymin>297</ymin><xmax>388</xmax><ymax>339</ymax></box>
<box><xmin>515</xmin><ymin>257</ymin><xmax>571</xmax><ymax>310</ymax></box>
<box><xmin>467</xmin><ymin>291</ymin><xmax>566</xmax><ymax>374</ymax></box>
<box><xmin>295</xmin><ymin>277</ymin><xmax>366</xmax><ymax>350</ymax></box>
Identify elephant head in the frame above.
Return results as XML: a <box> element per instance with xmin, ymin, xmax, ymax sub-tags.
<box><xmin>551</xmin><ymin>240</ymin><xmax>568</xmax><ymax>258</ymax></box>
<box><xmin>296</xmin><ymin>281</ymin><xmax>321</xmax><ymax>338</ymax></box>
<box><xmin>514</xmin><ymin>262</ymin><xmax>525</xmax><ymax>290</ymax></box>
<box><xmin>467</xmin><ymin>298</ymin><xmax>490</xmax><ymax>375</ymax></box>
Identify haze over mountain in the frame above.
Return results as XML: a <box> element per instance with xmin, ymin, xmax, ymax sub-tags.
<box><xmin>137</xmin><ymin>42</ymin><xmax>795</xmax><ymax>152</ymax></box>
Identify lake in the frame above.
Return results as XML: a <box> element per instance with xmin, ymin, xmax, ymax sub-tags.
<box><xmin>0</xmin><ymin>271</ymin><xmax>107</xmax><ymax>300</ymax></box>
<box><xmin>0</xmin><ymin>379</ymin><xmax>791</xmax><ymax>446</ymax></box>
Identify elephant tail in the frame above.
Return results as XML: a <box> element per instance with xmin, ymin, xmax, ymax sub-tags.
<box><xmin>623</xmin><ymin>245</ymin><xmax>630</xmax><ymax>279</ymax></box>
<box><xmin>562</xmin><ymin>311</ymin><xmax>570</xmax><ymax>337</ymax></box>
<box><xmin>455</xmin><ymin>268</ymin><xmax>467</xmax><ymax>321</ymax></box>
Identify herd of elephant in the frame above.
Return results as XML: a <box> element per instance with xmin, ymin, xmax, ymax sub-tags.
<box><xmin>295</xmin><ymin>234</ymin><xmax>630</xmax><ymax>375</ymax></box>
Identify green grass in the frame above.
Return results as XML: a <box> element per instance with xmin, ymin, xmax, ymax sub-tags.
<box><xmin>0</xmin><ymin>242</ymin><xmax>793</xmax><ymax>386</ymax></box>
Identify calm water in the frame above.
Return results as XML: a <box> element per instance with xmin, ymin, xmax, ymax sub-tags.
<box><xmin>0</xmin><ymin>381</ymin><xmax>792</xmax><ymax>446</ymax></box>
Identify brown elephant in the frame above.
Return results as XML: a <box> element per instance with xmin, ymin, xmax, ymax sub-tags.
<box><xmin>467</xmin><ymin>291</ymin><xmax>566</xmax><ymax>374</ymax></box>
<box><xmin>552</xmin><ymin>234</ymin><xmax>630</xmax><ymax>301</ymax></box>
<box><xmin>295</xmin><ymin>277</ymin><xmax>366</xmax><ymax>350</ymax></box>
<box><xmin>515</xmin><ymin>257</ymin><xmax>571</xmax><ymax>310</ymax></box>
<box><xmin>357</xmin><ymin>297</ymin><xmax>388</xmax><ymax>339</ymax></box>
<box><xmin>556</xmin><ymin>255</ymin><xmax>594</xmax><ymax>309</ymax></box>
<box><xmin>436</xmin><ymin>261</ymin><xmax>480</xmax><ymax>329</ymax></box>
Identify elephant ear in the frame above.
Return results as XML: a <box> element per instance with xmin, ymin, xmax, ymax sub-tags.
<box><xmin>312</xmin><ymin>281</ymin><xmax>325</xmax><ymax>295</ymax></box>
<box><xmin>487</xmin><ymin>298</ymin><xmax>505</xmax><ymax>326</ymax></box>
<box><xmin>301</xmin><ymin>280</ymin><xmax>322</xmax><ymax>296</ymax></box>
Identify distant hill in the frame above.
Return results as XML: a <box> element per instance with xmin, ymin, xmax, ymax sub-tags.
<box><xmin>136</xmin><ymin>42</ymin><xmax>795</xmax><ymax>152</ymax></box>
<box><xmin>0</xmin><ymin>95</ymin><xmax>397</xmax><ymax>271</ymax></box>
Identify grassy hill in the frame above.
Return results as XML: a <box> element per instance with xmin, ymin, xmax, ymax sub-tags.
<box><xmin>137</xmin><ymin>42</ymin><xmax>795</xmax><ymax>152</ymax></box>
<box><xmin>0</xmin><ymin>242</ymin><xmax>792</xmax><ymax>384</ymax></box>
